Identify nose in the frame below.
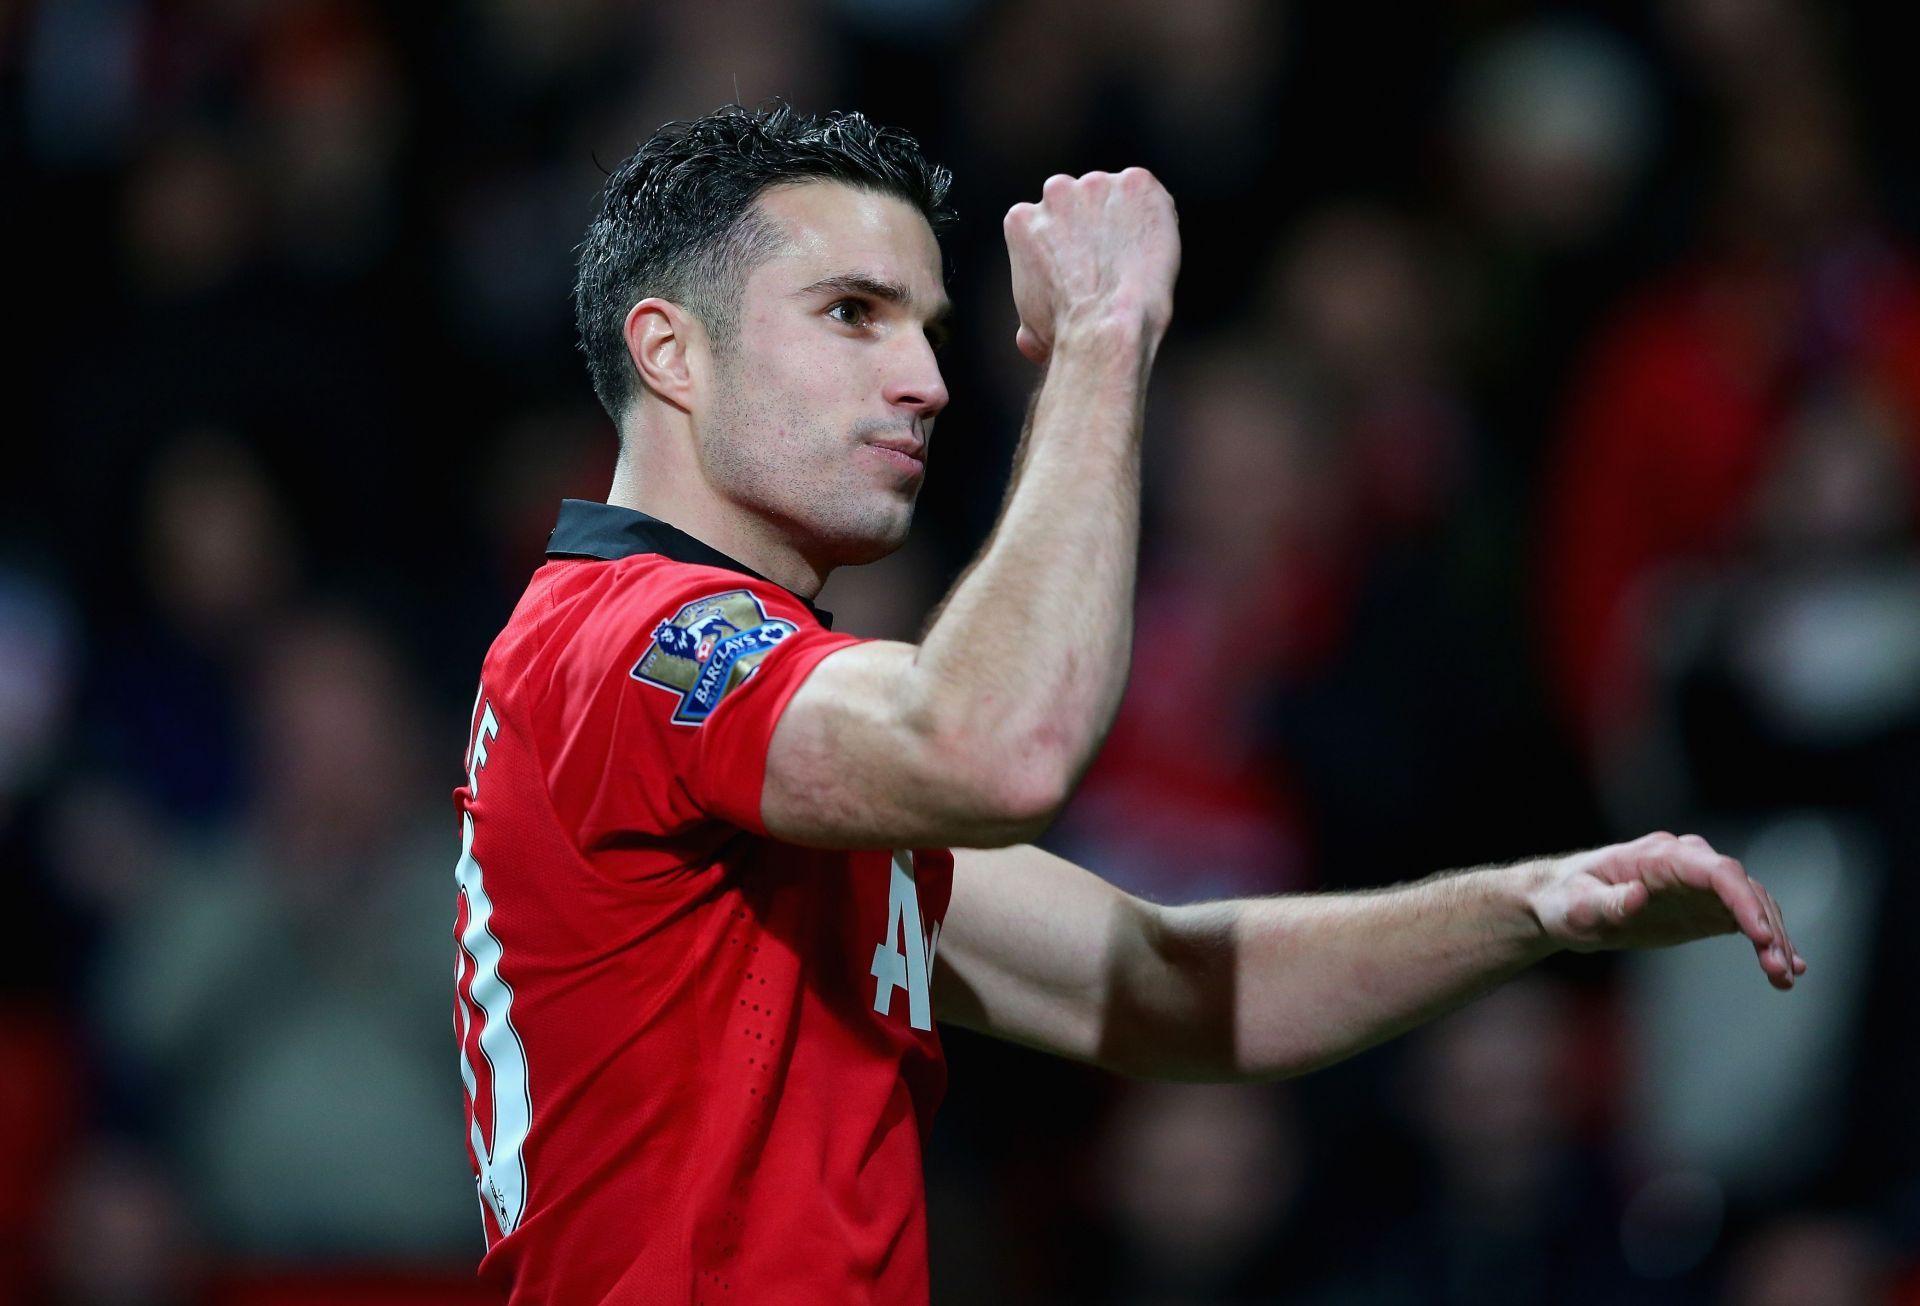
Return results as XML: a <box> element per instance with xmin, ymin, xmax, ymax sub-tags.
<box><xmin>881</xmin><ymin>332</ymin><xmax>949</xmax><ymax>422</ymax></box>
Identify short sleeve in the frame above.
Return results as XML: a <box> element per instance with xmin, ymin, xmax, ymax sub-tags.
<box><xmin>613</xmin><ymin>571</ymin><xmax>864</xmax><ymax>834</ymax></box>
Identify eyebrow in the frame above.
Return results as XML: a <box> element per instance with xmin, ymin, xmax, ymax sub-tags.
<box><xmin>796</xmin><ymin>272</ymin><xmax>954</xmax><ymax>346</ymax></box>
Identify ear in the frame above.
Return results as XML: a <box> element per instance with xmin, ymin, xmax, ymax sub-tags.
<box><xmin>622</xmin><ymin>297</ymin><xmax>706</xmax><ymax>411</ymax></box>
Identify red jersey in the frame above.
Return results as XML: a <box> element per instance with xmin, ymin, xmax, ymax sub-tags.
<box><xmin>452</xmin><ymin>499</ymin><xmax>952</xmax><ymax>1304</ymax></box>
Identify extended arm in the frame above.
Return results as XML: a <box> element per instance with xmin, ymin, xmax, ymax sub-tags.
<box><xmin>761</xmin><ymin>170</ymin><xmax>1180</xmax><ymax>849</ymax></box>
<box><xmin>932</xmin><ymin>833</ymin><xmax>1805</xmax><ymax>1082</ymax></box>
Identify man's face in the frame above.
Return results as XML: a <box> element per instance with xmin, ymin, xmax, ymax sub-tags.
<box><xmin>695</xmin><ymin>180</ymin><xmax>951</xmax><ymax>568</ymax></box>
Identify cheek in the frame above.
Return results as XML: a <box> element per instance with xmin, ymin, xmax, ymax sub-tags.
<box><xmin>708</xmin><ymin>375</ymin><xmax>835</xmax><ymax>485</ymax></box>
<box><xmin>759</xmin><ymin>308</ymin><xmax>869</xmax><ymax>384</ymax></box>
<box><xmin>787</xmin><ymin>339</ymin><xmax>861</xmax><ymax>404</ymax></box>
<box><xmin>737</xmin><ymin>325</ymin><xmax>842</xmax><ymax>404</ymax></box>
<box><xmin>713</xmin><ymin>323</ymin><xmax>872</xmax><ymax>473</ymax></box>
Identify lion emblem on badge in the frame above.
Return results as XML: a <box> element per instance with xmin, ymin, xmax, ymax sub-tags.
<box><xmin>631</xmin><ymin>590</ymin><xmax>798</xmax><ymax>725</ymax></box>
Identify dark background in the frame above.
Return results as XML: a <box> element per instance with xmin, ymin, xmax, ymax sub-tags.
<box><xmin>4</xmin><ymin>0</ymin><xmax>1919</xmax><ymax>1301</ymax></box>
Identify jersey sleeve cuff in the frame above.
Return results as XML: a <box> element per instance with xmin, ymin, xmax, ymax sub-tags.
<box><xmin>692</xmin><ymin>632</ymin><xmax>865</xmax><ymax>835</ymax></box>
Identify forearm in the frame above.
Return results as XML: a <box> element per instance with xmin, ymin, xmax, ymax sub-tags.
<box><xmin>1139</xmin><ymin>861</ymin><xmax>1562</xmax><ymax>1081</ymax></box>
<box><xmin>762</xmin><ymin>169</ymin><xmax>1178</xmax><ymax>847</ymax></box>
<box><xmin>938</xmin><ymin>836</ymin><xmax>1795</xmax><ymax>1079</ymax></box>
<box><xmin>910</xmin><ymin>322</ymin><xmax>1155</xmax><ymax>811</ymax></box>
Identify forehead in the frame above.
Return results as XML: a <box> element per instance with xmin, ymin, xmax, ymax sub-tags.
<box><xmin>745</xmin><ymin>180</ymin><xmax>944</xmax><ymax>297</ymax></box>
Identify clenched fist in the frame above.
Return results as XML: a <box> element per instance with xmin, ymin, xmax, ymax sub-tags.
<box><xmin>1003</xmin><ymin>168</ymin><xmax>1180</xmax><ymax>364</ymax></box>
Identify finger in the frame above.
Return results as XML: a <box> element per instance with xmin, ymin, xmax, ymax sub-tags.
<box><xmin>1649</xmin><ymin>841</ymin><xmax>1758</xmax><ymax>941</ymax></box>
<box><xmin>1757</xmin><ymin>883</ymin><xmax>1784</xmax><ymax>957</ymax></box>
<box><xmin>1699</xmin><ymin>852</ymin><xmax>1771</xmax><ymax>946</ymax></box>
<box><xmin>1687</xmin><ymin>851</ymin><xmax>1771</xmax><ymax>963</ymax></box>
<box><xmin>1605</xmin><ymin>879</ymin><xmax>1648</xmax><ymax>925</ymax></box>
<box><xmin>1618</xmin><ymin>835</ymin><xmax>1799</xmax><ymax>988</ymax></box>
<box><xmin>1755</xmin><ymin>886</ymin><xmax>1788</xmax><ymax>984</ymax></box>
<box><xmin>1770</xmin><ymin>889</ymin><xmax>1802</xmax><ymax>970</ymax></box>
<box><xmin>1759</xmin><ymin>883</ymin><xmax>1804</xmax><ymax>976</ymax></box>
<box><xmin>1755</xmin><ymin>883</ymin><xmax>1786</xmax><ymax>965</ymax></box>
<box><xmin>1750</xmin><ymin>881</ymin><xmax>1801</xmax><ymax>989</ymax></box>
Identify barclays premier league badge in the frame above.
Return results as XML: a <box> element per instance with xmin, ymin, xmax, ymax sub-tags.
<box><xmin>631</xmin><ymin>590</ymin><xmax>798</xmax><ymax>725</ymax></box>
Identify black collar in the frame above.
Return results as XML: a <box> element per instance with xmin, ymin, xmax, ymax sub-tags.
<box><xmin>545</xmin><ymin>499</ymin><xmax>833</xmax><ymax>628</ymax></box>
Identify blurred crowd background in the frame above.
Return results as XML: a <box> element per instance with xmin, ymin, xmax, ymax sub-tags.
<box><xmin>5</xmin><ymin>0</ymin><xmax>1920</xmax><ymax>1301</ymax></box>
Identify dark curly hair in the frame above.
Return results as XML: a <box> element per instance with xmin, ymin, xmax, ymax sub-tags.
<box><xmin>574</xmin><ymin>103</ymin><xmax>956</xmax><ymax>422</ymax></box>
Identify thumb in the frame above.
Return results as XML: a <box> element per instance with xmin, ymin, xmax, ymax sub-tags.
<box><xmin>1603</xmin><ymin>879</ymin><xmax>1648</xmax><ymax>925</ymax></box>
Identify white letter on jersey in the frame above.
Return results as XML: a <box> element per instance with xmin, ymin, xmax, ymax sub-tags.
<box><xmin>870</xmin><ymin>850</ymin><xmax>936</xmax><ymax>1031</ymax></box>
<box><xmin>455</xmin><ymin>695</ymin><xmax>533</xmax><ymax>1235</ymax></box>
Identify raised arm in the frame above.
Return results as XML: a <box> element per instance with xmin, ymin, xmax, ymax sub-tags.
<box><xmin>761</xmin><ymin>170</ymin><xmax>1180</xmax><ymax>849</ymax></box>
<box><xmin>932</xmin><ymin>833</ymin><xmax>1806</xmax><ymax>1082</ymax></box>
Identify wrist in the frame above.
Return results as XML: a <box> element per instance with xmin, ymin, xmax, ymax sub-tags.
<box><xmin>1507</xmin><ymin>858</ymin><xmax>1565</xmax><ymax>957</ymax></box>
<box><xmin>1049</xmin><ymin>308</ymin><xmax>1157</xmax><ymax>359</ymax></box>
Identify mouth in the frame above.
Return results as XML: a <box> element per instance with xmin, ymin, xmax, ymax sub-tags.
<box><xmin>862</xmin><ymin>436</ymin><xmax>926</xmax><ymax>475</ymax></box>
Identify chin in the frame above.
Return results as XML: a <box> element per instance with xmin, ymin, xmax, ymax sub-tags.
<box><xmin>822</xmin><ymin>506</ymin><xmax>914</xmax><ymax>568</ymax></box>
<box><xmin>832</xmin><ymin>528</ymin><xmax>909</xmax><ymax>568</ymax></box>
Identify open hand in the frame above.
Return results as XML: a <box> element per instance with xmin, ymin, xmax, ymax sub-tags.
<box><xmin>1529</xmin><ymin>832</ymin><xmax>1807</xmax><ymax>990</ymax></box>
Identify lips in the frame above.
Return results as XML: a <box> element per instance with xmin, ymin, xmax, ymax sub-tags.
<box><xmin>863</xmin><ymin>435</ymin><xmax>926</xmax><ymax>465</ymax></box>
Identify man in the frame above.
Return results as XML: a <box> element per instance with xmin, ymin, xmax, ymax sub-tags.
<box><xmin>452</xmin><ymin>104</ymin><xmax>1804</xmax><ymax>1304</ymax></box>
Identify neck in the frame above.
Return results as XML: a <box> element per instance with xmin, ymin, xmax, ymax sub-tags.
<box><xmin>607</xmin><ymin>445</ymin><xmax>830</xmax><ymax>598</ymax></box>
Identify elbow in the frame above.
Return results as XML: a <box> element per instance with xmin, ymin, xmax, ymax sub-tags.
<box><xmin>903</xmin><ymin>682</ymin><xmax>1081</xmax><ymax>844</ymax></box>
<box><xmin>954</xmin><ymin>751</ymin><xmax>1074</xmax><ymax>846</ymax></box>
<box><xmin>993</xmin><ymin>742</ymin><xmax>1078</xmax><ymax>832</ymax></box>
<box><xmin>924</xmin><ymin>726</ymin><xmax>1075</xmax><ymax>846</ymax></box>
<box><xmin>986</xmin><ymin>707</ymin><xmax>1100</xmax><ymax>830</ymax></box>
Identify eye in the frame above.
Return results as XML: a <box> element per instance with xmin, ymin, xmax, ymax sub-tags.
<box><xmin>826</xmin><ymin>299</ymin><xmax>871</xmax><ymax>328</ymax></box>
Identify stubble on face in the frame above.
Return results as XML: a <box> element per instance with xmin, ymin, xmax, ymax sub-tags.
<box><xmin>700</xmin><ymin>352</ymin><xmax>918</xmax><ymax>568</ymax></box>
<box><xmin>692</xmin><ymin>182</ymin><xmax>942</xmax><ymax>571</ymax></box>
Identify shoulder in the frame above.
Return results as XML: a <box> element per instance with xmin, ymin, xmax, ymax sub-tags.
<box><xmin>619</xmin><ymin>567</ymin><xmax>819</xmax><ymax>728</ymax></box>
<box><xmin>535</xmin><ymin>557</ymin><xmax>811</xmax><ymax>677</ymax></box>
<box><xmin>571</xmin><ymin>555</ymin><xmax>825</xmax><ymax>640</ymax></box>
<box><xmin>536</xmin><ymin>555</ymin><xmax>837</xmax><ymax>735</ymax></box>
